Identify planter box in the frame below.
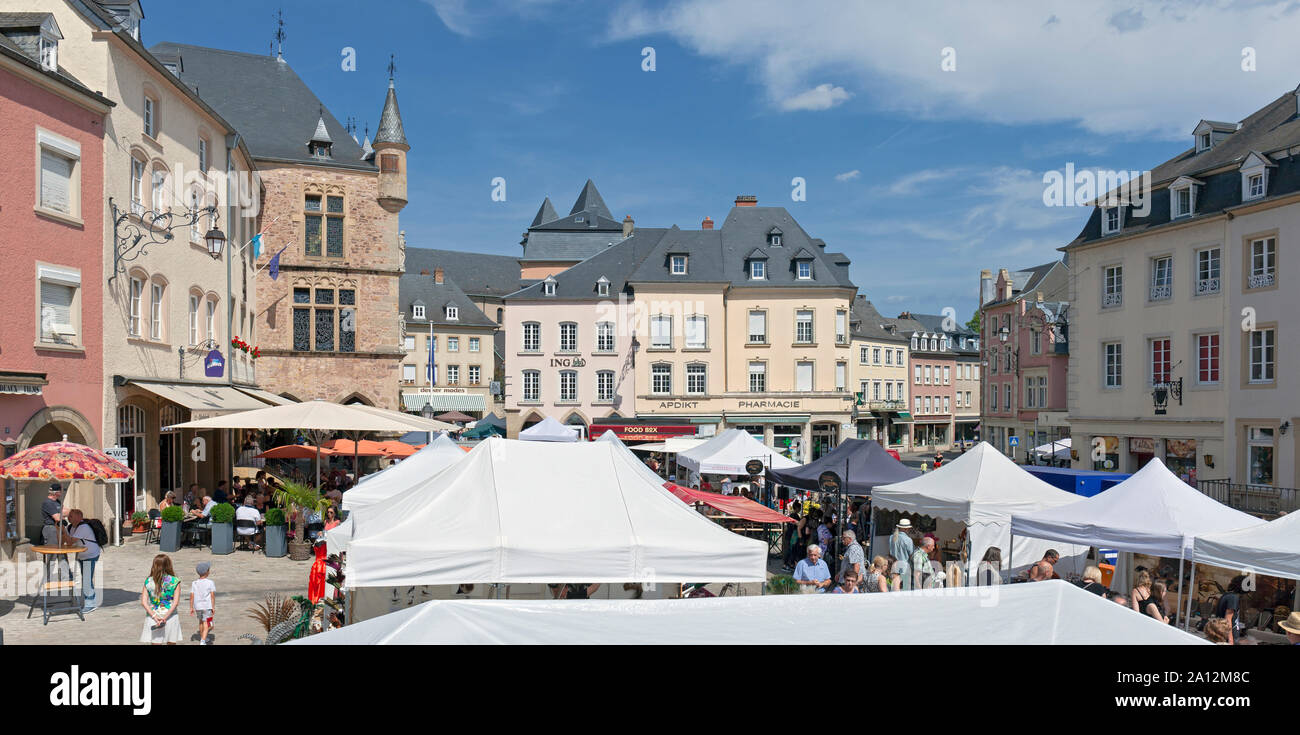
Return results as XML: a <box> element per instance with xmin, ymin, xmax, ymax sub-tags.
<box><xmin>264</xmin><ymin>526</ymin><xmax>287</xmax><ymax>558</ymax></box>
<box><xmin>160</xmin><ymin>521</ymin><xmax>182</xmax><ymax>552</ymax></box>
<box><xmin>210</xmin><ymin>523</ymin><xmax>234</xmax><ymax>555</ymax></box>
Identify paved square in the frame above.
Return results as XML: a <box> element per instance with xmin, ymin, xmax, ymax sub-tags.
<box><xmin>1</xmin><ymin>536</ymin><xmax>313</xmax><ymax>645</ymax></box>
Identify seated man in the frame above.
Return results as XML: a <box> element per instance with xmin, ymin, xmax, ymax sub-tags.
<box><xmin>186</xmin><ymin>495</ymin><xmax>216</xmax><ymax>522</ymax></box>
<box><xmin>234</xmin><ymin>496</ymin><xmax>264</xmax><ymax>549</ymax></box>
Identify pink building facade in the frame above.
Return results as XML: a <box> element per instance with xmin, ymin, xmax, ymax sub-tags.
<box><xmin>0</xmin><ymin>43</ymin><xmax>111</xmax><ymax>553</ymax></box>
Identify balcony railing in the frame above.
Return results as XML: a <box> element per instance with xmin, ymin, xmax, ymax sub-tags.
<box><xmin>1102</xmin><ymin>292</ymin><xmax>1122</xmax><ymax>308</ymax></box>
<box><xmin>1248</xmin><ymin>272</ymin><xmax>1275</xmax><ymax>289</ymax></box>
<box><xmin>1197</xmin><ymin>479</ymin><xmax>1299</xmax><ymax>518</ymax></box>
<box><xmin>1148</xmin><ymin>284</ymin><xmax>1171</xmax><ymax>301</ymax></box>
<box><xmin>1195</xmin><ymin>277</ymin><xmax>1220</xmax><ymax>296</ymax></box>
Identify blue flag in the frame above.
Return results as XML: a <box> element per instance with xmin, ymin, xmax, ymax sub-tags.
<box><xmin>250</xmin><ymin>232</ymin><xmax>264</xmax><ymax>259</ymax></box>
<box><xmin>268</xmin><ymin>246</ymin><xmax>286</xmax><ymax>281</ymax></box>
<box><xmin>426</xmin><ymin>324</ymin><xmax>437</xmax><ymax>384</ymax></box>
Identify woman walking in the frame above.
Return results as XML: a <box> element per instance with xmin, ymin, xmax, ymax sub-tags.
<box><xmin>864</xmin><ymin>556</ymin><xmax>889</xmax><ymax>593</ymax></box>
<box><xmin>139</xmin><ymin>554</ymin><xmax>183</xmax><ymax>645</ymax></box>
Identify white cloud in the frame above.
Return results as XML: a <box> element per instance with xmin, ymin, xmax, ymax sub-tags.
<box><xmin>876</xmin><ymin>168</ymin><xmax>958</xmax><ymax>196</ymax></box>
<box><xmin>834</xmin><ymin>169</ymin><xmax>861</xmax><ymax>182</ymax></box>
<box><xmin>608</xmin><ymin>0</ymin><xmax>1300</xmax><ymax>138</ymax></box>
<box><xmin>425</xmin><ymin>0</ymin><xmax>564</xmax><ymax>37</ymax></box>
<box><xmin>780</xmin><ymin>83</ymin><xmax>851</xmax><ymax>111</ymax></box>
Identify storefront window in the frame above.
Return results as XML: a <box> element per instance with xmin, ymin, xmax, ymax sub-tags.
<box><xmin>1165</xmin><ymin>439</ymin><xmax>1197</xmax><ymax>486</ymax></box>
<box><xmin>772</xmin><ymin>425</ymin><xmax>802</xmax><ymax>461</ymax></box>
<box><xmin>1094</xmin><ymin>435</ymin><xmax>1119</xmax><ymax>471</ymax></box>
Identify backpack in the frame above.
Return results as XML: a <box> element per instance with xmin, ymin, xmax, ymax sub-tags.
<box><xmin>85</xmin><ymin>518</ymin><xmax>109</xmax><ymax>547</ymax></box>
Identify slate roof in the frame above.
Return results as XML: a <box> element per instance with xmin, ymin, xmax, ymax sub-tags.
<box><xmin>148</xmin><ymin>42</ymin><xmax>374</xmax><ymax>170</ymax></box>
<box><xmin>569</xmin><ymin>179</ymin><xmax>612</xmax><ymax>220</ymax></box>
<box><xmin>405</xmin><ymin>248</ymin><xmax>522</xmax><ymax>299</ymax></box>
<box><xmin>625</xmin><ymin>206</ymin><xmax>855</xmax><ymax>289</ymax></box>
<box><xmin>507</xmin><ymin>228</ymin><xmax>669</xmax><ymax>301</ymax></box>
<box><xmin>0</xmin><ymin>11</ymin><xmax>53</xmax><ymax>27</ymax></box>
<box><xmin>520</xmin><ymin>180</ymin><xmax>626</xmax><ymax>261</ymax></box>
<box><xmin>0</xmin><ymin>20</ymin><xmax>109</xmax><ymax>107</ymax></box>
<box><xmin>849</xmin><ymin>296</ymin><xmax>907</xmax><ymax>343</ymax></box>
<box><xmin>530</xmin><ymin>197</ymin><xmax>558</xmax><ymax>227</ymax></box>
<box><xmin>1073</xmin><ymin>89</ymin><xmax>1300</xmax><ymax>247</ymax></box>
<box><xmin>982</xmin><ymin>261</ymin><xmax>1066</xmax><ymax>308</ymax></box>
<box><xmin>374</xmin><ymin>82</ymin><xmax>406</xmax><ymax>146</ymax></box>
<box><xmin>400</xmin><ymin>273</ymin><xmax>496</xmax><ymax>329</ymax></box>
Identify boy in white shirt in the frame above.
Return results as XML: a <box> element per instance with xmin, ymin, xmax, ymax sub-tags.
<box><xmin>190</xmin><ymin>562</ymin><xmax>216</xmax><ymax>645</ymax></box>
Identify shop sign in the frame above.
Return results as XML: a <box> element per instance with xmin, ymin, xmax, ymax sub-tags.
<box><xmin>736</xmin><ymin>400</ymin><xmax>801</xmax><ymax>409</ymax></box>
<box><xmin>203</xmin><ymin>350</ymin><xmax>225</xmax><ymax>378</ymax></box>
<box><xmin>1166</xmin><ymin>439</ymin><xmax>1197</xmax><ymax>459</ymax></box>
<box><xmin>657</xmin><ymin>401</ymin><xmax>698</xmax><ymax>409</ymax></box>
<box><xmin>590</xmin><ymin>423</ymin><xmax>697</xmax><ymax>441</ymax></box>
<box><xmin>818</xmin><ymin>470</ymin><xmax>842</xmax><ymax>494</ymax></box>
<box><xmin>745</xmin><ymin>459</ymin><xmax>765</xmax><ymax>475</ymax></box>
<box><xmin>1129</xmin><ymin>437</ymin><xmax>1156</xmax><ymax>454</ymax></box>
<box><xmin>549</xmin><ymin>357</ymin><xmax>586</xmax><ymax>368</ymax></box>
<box><xmin>416</xmin><ymin>387</ymin><xmax>470</xmax><ymax>394</ymax></box>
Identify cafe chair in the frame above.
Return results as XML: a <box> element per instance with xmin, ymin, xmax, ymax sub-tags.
<box><xmin>145</xmin><ymin>509</ymin><xmax>161</xmax><ymax>545</ymax></box>
<box><xmin>234</xmin><ymin>519</ymin><xmax>260</xmax><ymax>552</ymax></box>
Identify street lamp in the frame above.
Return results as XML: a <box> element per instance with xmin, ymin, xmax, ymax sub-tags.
<box><xmin>204</xmin><ymin>227</ymin><xmax>227</xmax><ymax>260</ymax></box>
<box><xmin>108</xmin><ymin>197</ymin><xmax>225</xmax><ymax>283</ymax></box>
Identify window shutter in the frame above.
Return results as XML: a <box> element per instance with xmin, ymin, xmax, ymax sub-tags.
<box><xmin>40</xmin><ymin>281</ymin><xmax>75</xmax><ymax>338</ymax></box>
<box><xmin>748</xmin><ymin>311</ymin><xmax>765</xmax><ymax>338</ymax></box>
<box><xmin>40</xmin><ymin>150</ymin><xmax>73</xmax><ymax>213</ymax></box>
<box><xmin>796</xmin><ymin>362</ymin><xmax>813</xmax><ymax>392</ymax></box>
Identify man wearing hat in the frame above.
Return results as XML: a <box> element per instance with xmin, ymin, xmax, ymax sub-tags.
<box><xmin>890</xmin><ymin>518</ymin><xmax>915</xmax><ymax>591</ymax></box>
<box><xmin>40</xmin><ymin>482</ymin><xmax>66</xmax><ymax>546</ymax></box>
<box><xmin>1280</xmin><ymin>611</ymin><xmax>1300</xmax><ymax>645</ymax></box>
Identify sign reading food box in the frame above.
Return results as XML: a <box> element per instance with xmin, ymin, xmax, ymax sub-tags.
<box><xmin>588</xmin><ymin>423</ymin><xmax>697</xmax><ymax>441</ymax></box>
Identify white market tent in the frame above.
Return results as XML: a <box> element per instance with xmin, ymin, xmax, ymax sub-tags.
<box><xmin>1010</xmin><ymin>458</ymin><xmax>1264</xmax><ymax>558</ymax></box>
<box><xmin>676</xmin><ymin>428</ymin><xmax>799</xmax><ymax>476</ymax></box>
<box><xmin>291</xmin><ymin>580</ymin><xmax>1206</xmax><ymax>645</ymax></box>
<box><xmin>341</xmin><ymin>433</ymin><xmax>467</xmax><ymax>512</ymax></box>
<box><xmin>518</xmin><ymin>416</ymin><xmax>579</xmax><ymax>442</ymax></box>
<box><xmin>343</xmin><ymin>437</ymin><xmax>768</xmax><ymax>588</ymax></box>
<box><xmin>872</xmin><ymin>441</ymin><xmax>1090</xmax><ymax>580</ymax></box>
<box><xmin>596</xmin><ymin>430</ymin><xmax>666</xmax><ymax>487</ymax></box>
<box><xmin>1030</xmin><ymin>437</ymin><xmax>1071</xmax><ymax>461</ymax></box>
<box><xmin>1193</xmin><ymin>511</ymin><xmax>1300</xmax><ymax>581</ymax></box>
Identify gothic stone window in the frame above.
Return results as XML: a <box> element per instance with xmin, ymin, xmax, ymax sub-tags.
<box><xmin>304</xmin><ymin>187</ymin><xmax>345</xmax><ymax>258</ymax></box>
<box><xmin>293</xmin><ymin>282</ymin><xmax>357</xmax><ymax>352</ymax></box>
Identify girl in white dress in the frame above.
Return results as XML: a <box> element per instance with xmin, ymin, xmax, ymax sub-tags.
<box><xmin>139</xmin><ymin>554</ymin><xmax>184</xmax><ymax>644</ymax></box>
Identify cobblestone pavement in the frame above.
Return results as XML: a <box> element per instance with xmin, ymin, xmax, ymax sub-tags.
<box><xmin>0</xmin><ymin>535</ymin><xmax>312</xmax><ymax>645</ymax></box>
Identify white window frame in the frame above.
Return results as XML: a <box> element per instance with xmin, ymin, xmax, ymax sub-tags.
<box><xmin>149</xmin><ymin>281</ymin><xmax>164</xmax><ymax>340</ymax></box>
<box><xmin>446</xmin><ymin>364</ymin><xmax>460</xmax><ymax>385</ymax></box>
<box><xmin>469</xmin><ymin>365</ymin><xmax>481</xmax><ymax>385</ymax></box>
<box><xmin>596</xmin><ymin>322</ymin><xmax>615</xmax><ymax>352</ymax></box>
<box><xmin>650</xmin><ymin>315</ymin><xmax>673</xmax><ymax>349</ymax></box>
<box><xmin>1102</xmin><ymin>206</ymin><xmax>1121</xmax><ymax>235</ymax></box>
<box><xmin>143</xmin><ymin>95</ymin><xmax>156</xmax><ymax>138</ymax></box>
<box><xmin>206</xmin><ymin>297</ymin><xmax>217</xmax><ymax>343</ymax></box>
<box><xmin>446</xmin><ymin>306</ymin><xmax>459</xmax><ymax>321</ymax></box>
<box><xmin>469</xmin><ymin>337</ymin><xmax>480</xmax><ymax>352</ymax></box>
<box><xmin>412</xmin><ymin>304</ymin><xmax>425</xmax><ymax>320</ymax></box>
<box><xmin>37</xmin><ymin>130</ymin><xmax>81</xmax><ymax>219</ymax></box>
<box><xmin>37</xmin><ymin>264</ymin><xmax>80</xmax><ymax>346</ymax></box>
<box><xmin>447</xmin><ymin>337</ymin><xmax>459</xmax><ymax>352</ymax></box>
<box><xmin>748</xmin><ymin>310</ymin><xmax>767</xmax><ymax>344</ymax></box>
<box><xmin>748</xmin><ymin>361</ymin><xmax>766</xmax><ymax>393</ymax></box>
<box><xmin>686</xmin><ymin>363</ymin><xmax>707</xmax><ymax>395</ymax></box>
<box><xmin>1149</xmin><ymin>256</ymin><xmax>1173</xmax><ymax>302</ymax></box>
<box><xmin>401</xmin><ymin>364</ymin><xmax>416</xmax><ymax>382</ymax></box>
<box><xmin>522</xmin><ymin>322</ymin><xmax>540</xmax><ymax>352</ymax></box>
<box><xmin>684</xmin><ymin>315</ymin><xmax>707</xmax><ymax>349</ymax></box>
<box><xmin>749</xmin><ymin>260</ymin><xmax>766</xmax><ymax>280</ymax></box>
<box><xmin>795</xmin><ymin>310</ymin><xmax>814</xmax><ymax>344</ymax></box>
<box><xmin>403</xmin><ymin>335</ymin><xmax>415</xmax><ymax>351</ymax></box>
<box><xmin>522</xmin><ymin>370</ymin><xmax>540</xmax><ymax>401</ymax></box>
<box><xmin>795</xmin><ymin>361</ymin><xmax>814</xmax><ymax>392</ymax></box>
<box><xmin>559</xmin><ymin>322</ymin><xmax>578</xmax><ymax>352</ymax></box>
<box><xmin>1196</xmin><ymin>247</ymin><xmax>1221</xmax><ymax>296</ymax></box>
<box><xmin>670</xmin><ymin>255</ymin><xmax>687</xmax><ymax>275</ymax></box>
<box><xmin>651</xmin><ymin>363</ymin><xmax>672</xmax><ymax>395</ymax></box>
<box><xmin>1104</xmin><ymin>342</ymin><xmax>1123</xmax><ymax>388</ymax></box>
<box><xmin>796</xmin><ymin>260</ymin><xmax>812</xmax><ymax>280</ymax></box>
<box><xmin>1248</xmin><ymin>237</ymin><xmax>1276</xmax><ymax>289</ymax></box>
<box><xmin>596</xmin><ymin>370</ymin><xmax>615</xmax><ymax>402</ymax></box>
<box><xmin>1249</xmin><ymin>328</ymin><xmax>1275</xmax><ymax>384</ymax></box>
<box><xmin>559</xmin><ymin>370</ymin><xmax>577</xmax><ymax>401</ymax></box>
<box><xmin>189</xmin><ymin>294</ymin><xmax>200</xmax><ymax>346</ymax></box>
<box><xmin>1103</xmin><ymin>264</ymin><xmax>1123</xmax><ymax>308</ymax></box>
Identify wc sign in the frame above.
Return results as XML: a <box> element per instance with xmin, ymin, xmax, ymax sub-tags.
<box><xmin>203</xmin><ymin>350</ymin><xmax>225</xmax><ymax>378</ymax></box>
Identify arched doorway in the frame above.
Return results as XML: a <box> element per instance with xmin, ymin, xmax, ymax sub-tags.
<box><xmin>564</xmin><ymin>412</ymin><xmax>589</xmax><ymax>441</ymax></box>
<box><xmin>521</xmin><ymin>412</ymin><xmax>543</xmax><ymax>433</ymax></box>
<box><xmin>339</xmin><ymin>392</ymin><xmax>373</xmax><ymax>406</ymax></box>
<box><xmin>15</xmin><ymin>406</ymin><xmax>98</xmax><ymax>543</ymax></box>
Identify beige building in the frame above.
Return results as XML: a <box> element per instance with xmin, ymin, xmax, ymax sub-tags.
<box><xmin>397</xmin><ymin>266</ymin><xmax>497</xmax><ymax>418</ymax></box>
<box><xmin>1065</xmin><ymin>88</ymin><xmax>1300</xmax><ymax>507</ymax></box>
<box><xmin>627</xmin><ymin>200</ymin><xmax>857</xmax><ymax>462</ymax></box>
<box><xmin>22</xmin><ymin>1</ymin><xmax>267</xmax><ymax>522</ymax></box>
<box><xmin>848</xmin><ymin>296</ymin><xmax>911</xmax><ymax>450</ymax></box>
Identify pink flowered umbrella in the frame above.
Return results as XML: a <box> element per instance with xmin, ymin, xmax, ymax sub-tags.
<box><xmin>0</xmin><ymin>441</ymin><xmax>134</xmax><ymax>481</ymax></box>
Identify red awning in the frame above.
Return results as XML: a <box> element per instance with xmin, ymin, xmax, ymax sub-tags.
<box><xmin>663</xmin><ymin>483</ymin><xmax>792</xmax><ymax>524</ymax></box>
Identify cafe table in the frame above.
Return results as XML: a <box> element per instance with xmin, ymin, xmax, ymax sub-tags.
<box><xmin>27</xmin><ymin>545</ymin><xmax>86</xmax><ymax>625</ymax></box>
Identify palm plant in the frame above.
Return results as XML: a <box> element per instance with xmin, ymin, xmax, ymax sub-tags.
<box><xmin>273</xmin><ymin>479</ymin><xmax>332</xmax><ymax>560</ymax></box>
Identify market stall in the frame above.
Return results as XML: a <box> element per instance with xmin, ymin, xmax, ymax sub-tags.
<box><xmin>292</xmin><ymin>579</ymin><xmax>1205</xmax><ymax>646</ymax></box>
<box><xmin>518</xmin><ymin>416</ymin><xmax>579</xmax><ymax>442</ymax></box>
<box><xmin>1011</xmin><ymin>457</ymin><xmax>1264</xmax><ymax>623</ymax></box>
<box><xmin>766</xmin><ymin>438</ymin><xmax>917</xmax><ymax>495</ymax></box>
<box><xmin>343</xmin><ymin>437</ymin><xmax>768</xmax><ymax>620</ymax></box>
<box><xmin>873</xmin><ymin>441</ymin><xmax>1090</xmax><ymax>582</ymax></box>
<box><xmin>339</xmin><ymin>433</ymin><xmax>468</xmax><ymax>512</ymax></box>
<box><xmin>675</xmin><ymin>428</ymin><xmax>798</xmax><ymax>483</ymax></box>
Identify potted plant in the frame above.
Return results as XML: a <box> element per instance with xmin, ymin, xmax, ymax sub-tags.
<box><xmin>274</xmin><ymin>480</ymin><xmax>331</xmax><ymax>561</ymax></box>
<box><xmin>263</xmin><ymin>507</ymin><xmax>288</xmax><ymax>558</ymax></box>
<box><xmin>159</xmin><ymin>505</ymin><xmax>185</xmax><ymax>552</ymax></box>
<box><xmin>764</xmin><ymin>574</ymin><xmax>800</xmax><ymax>595</ymax></box>
<box><xmin>130</xmin><ymin>511</ymin><xmax>150</xmax><ymax>534</ymax></box>
<box><xmin>209</xmin><ymin>502</ymin><xmax>236</xmax><ymax>555</ymax></box>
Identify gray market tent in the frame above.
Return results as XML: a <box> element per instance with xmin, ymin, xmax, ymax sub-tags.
<box><xmin>766</xmin><ymin>439</ymin><xmax>918</xmax><ymax>495</ymax></box>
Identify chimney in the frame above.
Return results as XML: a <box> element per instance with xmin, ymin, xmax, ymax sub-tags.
<box><xmin>622</xmin><ymin>215</ymin><xmax>634</xmax><ymax>238</ymax></box>
<box><xmin>1036</xmin><ymin>290</ymin><xmax>1044</xmax><ymax>303</ymax></box>
<box><xmin>998</xmin><ymin>268</ymin><xmax>1012</xmax><ymax>301</ymax></box>
<box><xmin>734</xmin><ymin>195</ymin><xmax>757</xmax><ymax>207</ymax></box>
<box><xmin>419</xmin><ymin>269</ymin><xmax>429</xmax><ymax>276</ymax></box>
<box><xmin>434</xmin><ymin>267</ymin><xmax>444</xmax><ymax>284</ymax></box>
<box><xmin>979</xmin><ymin>269</ymin><xmax>993</xmax><ymax>306</ymax></box>
<box><xmin>701</xmin><ymin>216</ymin><xmax>714</xmax><ymax>230</ymax></box>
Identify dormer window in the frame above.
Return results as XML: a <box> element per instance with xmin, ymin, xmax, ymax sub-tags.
<box><xmin>749</xmin><ymin>260</ymin><xmax>766</xmax><ymax>280</ymax></box>
<box><xmin>38</xmin><ymin>36</ymin><xmax>57</xmax><ymax>72</ymax></box>
<box><xmin>446</xmin><ymin>306</ymin><xmax>458</xmax><ymax>321</ymax></box>
<box><xmin>574</xmin><ymin>215</ymin><xmax>585</xmax><ymax>223</ymax></box>
<box><xmin>543</xmin><ymin>276</ymin><xmax>557</xmax><ymax>296</ymax></box>
<box><xmin>596</xmin><ymin>276</ymin><xmax>610</xmax><ymax>297</ymax></box>
<box><xmin>412</xmin><ymin>304</ymin><xmax>425</xmax><ymax>320</ymax></box>
<box><xmin>1239</xmin><ymin>151</ymin><xmax>1274</xmax><ymax>202</ymax></box>
<box><xmin>1193</xmin><ymin>120</ymin><xmax>1234</xmax><ymax>153</ymax></box>
<box><xmin>1197</xmin><ymin>133</ymin><xmax>1210</xmax><ymax>151</ymax></box>
<box><xmin>1102</xmin><ymin>206</ymin><xmax>1121</xmax><ymax>235</ymax></box>
<box><xmin>796</xmin><ymin>260</ymin><xmax>812</xmax><ymax>280</ymax></box>
<box><xmin>1169</xmin><ymin>176</ymin><xmax>1201</xmax><ymax>219</ymax></box>
<box><xmin>310</xmin><ymin>142</ymin><xmax>332</xmax><ymax>159</ymax></box>
<box><xmin>768</xmin><ymin>233</ymin><xmax>782</xmax><ymax>247</ymax></box>
<box><xmin>670</xmin><ymin>255</ymin><xmax>687</xmax><ymax>275</ymax></box>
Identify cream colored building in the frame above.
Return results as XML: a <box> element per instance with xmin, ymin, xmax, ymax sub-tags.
<box><xmin>848</xmin><ymin>296</ymin><xmax>911</xmax><ymax>450</ymax></box>
<box><xmin>1065</xmin><ymin>89</ymin><xmax>1300</xmax><ymax>504</ymax></box>
<box><xmin>398</xmin><ymin>266</ymin><xmax>497</xmax><ymax>418</ymax></box>
<box><xmin>627</xmin><ymin>201</ymin><xmax>856</xmax><ymax>462</ymax></box>
<box><xmin>20</xmin><ymin>1</ymin><xmax>267</xmax><ymax>523</ymax></box>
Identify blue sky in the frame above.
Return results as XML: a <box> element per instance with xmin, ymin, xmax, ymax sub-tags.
<box><xmin>145</xmin><ymin>0</ymin><xmax>1300</xmax><ymax>319</ymax></box>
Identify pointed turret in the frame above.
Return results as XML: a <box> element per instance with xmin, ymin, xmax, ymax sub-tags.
<box><xmin>569</xmin><ymin>179</ymin><xmax>612</xmax><ymax>221</ymax></box>
<box><xmin>307</xmin><ymin>113</ymin><xmax>333</xmax><ymax>158</ymax></box>
<box><xmin>530</xmin><ymin>197</ymin><xmax>558</xmax><ymax>227</ymax></box>
<box><xmin>361</xmin><ymin>135</ymin><xmax>374</xmax><ymax>160</ymax></box>
<box><xmin>373</xmin><ymin>71</ymin><xmax>409</xmax><ymax>213</ymax></box>
<box><xmin>310</xmin><ymin>114</ymin><xmax>332</xmax><ymax>144</ymax></box>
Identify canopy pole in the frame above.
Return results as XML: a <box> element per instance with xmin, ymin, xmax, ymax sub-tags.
<box><xmin>1184</xmin><ymin>558</ymin><xmax>1197</xmax><ymax>631</ymax></box>
<box><xmin>1176</xmin><ymin>542</ymin><xmax>1186</xmax><ymax>628</ymax></box>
